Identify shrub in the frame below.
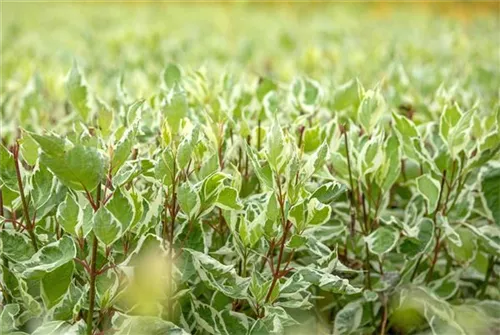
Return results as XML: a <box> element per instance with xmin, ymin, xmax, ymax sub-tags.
<box><xmin>1</xmin><ymin>3</ymin><xmax>499</xmax><ymax>335</ymax></box>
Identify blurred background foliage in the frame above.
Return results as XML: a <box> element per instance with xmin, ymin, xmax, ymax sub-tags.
<box><xmin>2</xmin><ymin>1</ymin><xmax>499</xmax><ymax>143</ymax></box>
<box><xmin>2</xmin><ymin>1</ymin><xmax>499</xmax><ymax>102</ymax></box>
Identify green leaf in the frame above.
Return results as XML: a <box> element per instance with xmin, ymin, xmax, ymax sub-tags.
<box><xmin>78</xmin><ymin>204</ymin><xmax>94</xmax><ymax>238</ymax></box>
<box><xmin>111</xmin><ymin>127</ymin><xmax>135</xmax><ymax>174</ymax></box>
<box><xmin>66</xmin><ymin>62</ymin><xmax>91</xmax><ymax>120</ymax></box>
<box><xmin>310</xmin><ymin>181</ymin><xmax>345</xmax><ymax>204</ymax></box>
<box><xmin>250</xmin><ymin>274</ymin><xmax>267</xmax><ymax>303</ymax></box>
<box><xmin>56</xmin><ymin>193</ymin><xmax>81</xmax><ymax>235</ymax></box>
<box><xmin>249</xmin><ymin>317</ymin><xmax>281</xmax><ymax>335</ymax></box>
<box><xmin>447</xmin><ymin>227</ymin><xmax>477</xmax><ymax>265</ymax></box>
<box><xmin>256</xmin><ymin>77</ymin><xmax>277</xmax><ymax>101</ymax></box>
<box><xmin>463</xmin><ymin>224</ymin><xmax>500</xmax><ymax>257</ymax></box>
<box><xmin>28</xmin><ymin>132</ymin><xmax>66</xmax><ymax>157</ymax></box>
<box><xmin>20</xmin><ymin>236</ymin><xmax>76</xmax><ymax>279</ymax></box>
<box><xmin>263</xmin><ymin>91</ymin><xmax>279</xmax><ymax>117</ymax></box>
<box><xmin>163</xmin><ymin>63</ymin><xmax>182</xmax><ymax>89</ymax></box>
<box><xmin>303</xmin><ymin>141</ymin><xmax>329</xmax><ymax>177</ymax></box>
<box><xmin>176</xmin><ymin>126</ymin><xmax>199</xmax><ymax>170</ymax></box>
<box><xmin>246</xmin><ymin>144</ymin><xmax>274</xmax><ymax>190</ymax></box>
<box><xmin>399</xmin><ymin>218</ymin><xmax>434</xmax><ymax>258</ymax></box>
<box><xmin>191</xmin><ymin>299</ymin><xmax>223</xmax><ymax>334</ymax></box>
<box><xmin>379</xmin><ymin>134</ymin><xmax>401</xmax><ymax>192</ymax></box>
<box><xmin>239</xmin><ymin>212</ymin><xmax>264</xmax><ymax>247</ymax></box>
<box><xmin>41</xmin><ymin>262</ymin><xmax>74</xmax><ymax>309</ymax></box>
<box><xmin>184</xmin><ymin>249</ymin><xmax>249</xmax><ymax>299</ymax></box>
<box><xmin>199</xmin><ymin>154</ymin><xmax>219</xmax><ymax>179</ymax></box>
<box><xmin>0</xmin><ymin>144</ymin><xmax>18</xmax><ymax>193</ymax></box>
<box><xmin>0</xmin><ymin>304</ymin><xmax>21</xmax><ymax>334</ymax></box>
<box><xmin>334</xmin><ymin>302</ymin><xmax>363</xmax><ymax>335</ymax></box>
<box><xmin>439</xmin><ymin>103</ymin><xmax>462</xmax><ymax>141</ymax></box>
<box><xmin>266</xmin><ymin>192</ymin><xmax>280</xmax><ymax>221</ymax></box>
<box><xmin>366</xmin><ymin>226</ymin><xmax>399</xmax><ymax>257</ymax></box>
<box><xmin>32</xmin><ymin>321</ymin><xmax>84</xmax><ymax>335</ymax></box>
<box><xmin>97</xmin><ymin>99</ymin><xmax>114</xmax><ymax>136</ymax></box>
<box><xmin>363</xmin><ymin>290</ymin><xmax>378</xmax><ymax>302</ymax></box>
<box><xmin>288</xmin><ymin>234</ymin><xmax>307</xmax><ymax>248</ymax></box>
<box><xmin>0</xmin><ymin>230</ymin><xmax>36</xmax><ymax>262</ymax></box>
<box><xmin>126</xmin><ymin>99</ymin><xmax>145</xmax><ymax>126</ymax></box>
<box><xmin>358</xmin><ymin>88</ymin><xmax>385</xmax><ymax>134</ymax></box>
<box><xmin>303</xmin><ymin>126</ymin><xmax>321</xmax><ymax>153</ymax></box>
<box><xmin>438</xmin><ymin>214</ymin><xmax>461</xmax><ymax>247</ymax></box>
<box><xmin>18</xmin><ymin>277</ymin><xmax>43</xmax><ymax>320</ymax></box>
<box><xmin>155</xmin><ymin>148</ymin><xmax>175</xmax><ymax>186</ymax></box>
<box><xmin>93</xmin><ymin>208</ymin><xmax>121</xmax><ymax>246</ymax></box>
<box><xmin>448</xmin><ymin>109</ymin><xmax>474</xmax><ymax>158</ymax></box>
<box><xmin>50</xmin><ymin>282</ymin><xmax>85</xmax><ymax>321</ymax></box>
<box><xmin>105</xmin><ymin>188</ymin><xmax>136</xmax><ymax>230</ymax></box>
<box><xmin>219</xmin><ymin>310</ymin><xmax>250</xmax><ymax>335</ymax></box>
<box><xmin>288</xmin><ymin>201</ymin><xmax>305</xmax><ymax>228</ymax></box>
<box><xmin>431</xmin><ymin>272</ymin><xmax>459</xmax><ymax>300</ymax></box>
<box><xmin>393</xmin><ymin>111</ymin><xmax>419</xmax><ymax>138</ymax></box>
<box><xmin>359</xmin><ymin>134</ymin><xmax>385</xmax><ymax>180</ymax></box>
<box><xmin>302</xmin><ymin>78</ymin><xmax>321</xmax><ymax>106</ymax></box>
<box><xmin>19</xmin><ymin>133</ymin><xmax>39</xmax><ymax>166</ymax></box>
<box><xmin>93</xmin><ymin>188</ymin><xmax>135</xmax><ymax>245</ymax></box>
<box><xmin>112</xmin><ymin>313</ymin><xmax>189</xmax><ymax>335</ymax></box>
<box><xmin>215</xmin><ymin>187</ymin><xmax>243</xmax><ymax>210</ymax></box>
<box><xmin>295</xmin><ymin>268</ymin><xmax>361</xmax><ymax>294</ymax></box>
<box><xmin>392</xmin><ymin>112</ymin><xmax>421</xmax><ymax>162</ymax></box>
<box><xmin>178</xmin><ymin>182</ymin><xmax>201</xmax><ymax>218</ymax></box>
<box><xmin>482</xmin><ymin>167</ymin><xmax>500</xmax><ymax>224</ymax></box>
<box><xmin>416</xmin><ymin>174</ymin><xmax>441</xmax><ymax>213</ymax></box>
<box><xmin>164</xmin><ymin>92</ymin><xmax>188</xmax><ymax>134</ymax></box>
<box><xmin>96</xmin><ymin>270</ymin><xmax>120</xmax><ymax>309</ymax></box>
<box><xmin>29</xmin><ymin>164</ymin><xmax>56</xmax><ymax>209</ymax></box>
<box><xmin>266</xmin><ymin>120</ymin><xmax>285</xmax><ymax>172</ymax></box>
<box><xmin>267</xmin><ymin>280</ymin><xmax>280</xmax><ymax>303</ymax></box>
<box><xmin>40</xmin><ymin>144</ymin><xmax>106</xmax><ymax>192</ymax></box>
<box><xmin>129</xmin><ymin>192</ymin><xmax>144</xmax><ymax>228</ymax></box>
<box><xmin>307</xmin><ymin>198</ymin><xmax>332</xmax><ymax>226</ymax></box>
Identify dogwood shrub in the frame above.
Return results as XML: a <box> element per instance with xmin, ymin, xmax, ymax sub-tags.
<box><xmin>1</xmin><ymin>3</ymin><xmax>499</xmax><ymax>335</ymax></box>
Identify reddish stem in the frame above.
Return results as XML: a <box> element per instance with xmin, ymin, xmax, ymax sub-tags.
<box><xmin>264</xmin><ymin>220</ymin><xmax>292</xmax><ymax>304</ymax></box>
<box><xmin>12</xmin><ymin>144</ymin><xmax>38</xmax><ymax>251</ymax></box>
<box><xmin>86</xmin><ymin>184</ymin><xmax>101</xmax><ymax>335</ymax></box>
<box><xmin>74</xmin><ymin>258</ymin><xmax>91</xmax><ymax>274</ymax></box>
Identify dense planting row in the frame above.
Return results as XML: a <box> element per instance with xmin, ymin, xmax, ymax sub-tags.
<box><xmin>1</xmin><ymin>3</ymin><xmax>499</xmax><ymax>335</ymax></box>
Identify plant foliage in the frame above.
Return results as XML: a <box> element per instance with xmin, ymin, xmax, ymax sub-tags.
<box><xmin>1</xmin><ymin>3</ymin><xmax>499</xmax><ymax>335</ymax></box>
